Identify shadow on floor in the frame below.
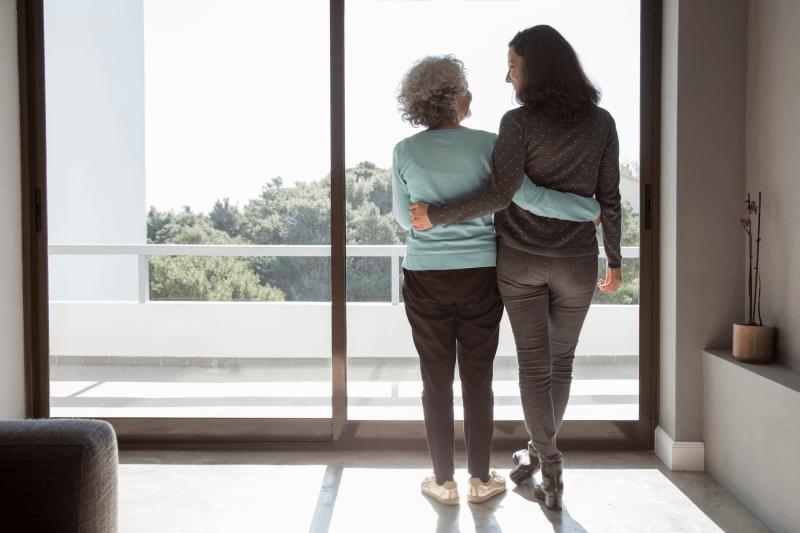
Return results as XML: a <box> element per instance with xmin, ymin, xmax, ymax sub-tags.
<box><xmin>308</xmin><ymin>465</ymin><xmax>344</xmax><ymax>533</ymax></box>
<box><xmin>299</xmin><ymin>461</ymin><xmax>587</xmax><ymax>533</ymax></box>
<box><xmin>421</xmin><ymin>490</ymin><xmax>516</xmax><ymax>533</ymax></box>
<box><xmin>511</xmin><ymin>484</ymin><xmax>589</xmax><ymax>533</ymax></box>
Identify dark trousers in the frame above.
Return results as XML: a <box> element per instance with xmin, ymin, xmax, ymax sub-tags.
<box><xmin>496</xmin><ymin>244</ymin><xmax>597</xmax><ymax>468</ymax></box>
<box><xmin>402</xmin><ymin>266</ymin><xmax>504</xmax><ymax>482</ymax></box>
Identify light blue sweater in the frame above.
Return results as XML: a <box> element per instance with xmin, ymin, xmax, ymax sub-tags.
<box><xmin>392</xmin><ymin>128</ymin><xmax>601</xmax><ymax>270</ymax></box>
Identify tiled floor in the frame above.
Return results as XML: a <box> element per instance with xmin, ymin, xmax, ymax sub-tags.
<box><xmin>50</xmin><ymin>361</ymin><xmax>639</xmax><ymax>420</ymax></box>
<box><xmin>118</xmin><ymin>450</ymin><xmax>772</xmax><ymax>533</ymax></box>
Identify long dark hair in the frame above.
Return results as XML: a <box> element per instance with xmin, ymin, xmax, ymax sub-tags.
<box><xmin>509</xmin><ymin>25</ymin><xmax>600</xmax><ymax>122</ymax></box>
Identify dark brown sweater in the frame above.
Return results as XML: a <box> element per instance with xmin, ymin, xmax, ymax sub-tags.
<box><xmin>428</xmin><ymin>105</ymin><xmax>622</xmax><ymax>269</ymax></box>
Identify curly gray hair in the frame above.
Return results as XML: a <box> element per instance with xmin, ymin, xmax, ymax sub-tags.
<box><xmin>397</xmin><ymin>55</ymin><xmax>469</xmax><ymax>128</ymax></box>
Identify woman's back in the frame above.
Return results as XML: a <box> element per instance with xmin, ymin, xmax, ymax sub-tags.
<box><xmin>393</xmin><ymin>128</ymin><xmax>499</xmax><ymax>270</ymax></box>
<box><xmin>494</xmin><ymin>105</ymin><xmax>620</xmax><ymax>263</ymax></box>
<box><xmin>428</xmin><ymin>105</ymin><xmax>622</xmax><ymax>269</ymax></box>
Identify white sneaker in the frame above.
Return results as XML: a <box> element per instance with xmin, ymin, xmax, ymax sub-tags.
<box><xmin>467</xmin><ymin>469</ymin><xmax>506</xmax><ymax>503</ymax></box>
<box><xmin>421</xmin><ymin>473</ymin><xmax>460</xmax><ymax>505</ymax></box>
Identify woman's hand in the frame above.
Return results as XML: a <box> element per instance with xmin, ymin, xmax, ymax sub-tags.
<box><xmin>409</xmin><ymin>203</ymin><xmax>434</xmax><ymax>231</ymax></box>
<box><xmin>598</xmin><ymin>267</ymin><xmax>622</xmax><ymax>293</ymax></box>
<box><xmin>594</xmin><ymin>214</ymin><xmax>601</xmax><ymax>227</ymax></box>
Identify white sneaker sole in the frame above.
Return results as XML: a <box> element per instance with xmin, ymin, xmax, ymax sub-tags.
<box><xmin>466</xmin><ymin>486</ymin><xmax>506</xmax><ymax>503</ymax></box>
<box><xmin>421</xmin><ymin>488</ymin><xmax>460</xmax><ymax>506</ymax></box>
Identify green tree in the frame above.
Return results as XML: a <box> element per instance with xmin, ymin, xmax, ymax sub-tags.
<box><xmin>209</xmin><ymin>198</ymin><xmax>243</xmax><ymax>238</ymax></box>
<box><xmin>146</xmin><ymin>206</ymin><xmax>284</xmax><ymax>302</ymax></box>
<box><xmin>145</xmin><ymin>162</ymin><xmax>641</xmax><ymax>305</ymax></box>
<box><xmin>237</xmin><ymin>162</ymin><xmax>406</xmax><ymax>302</ymax></box>
<box><xmin>149</xmin><ymin>255</ymin><xmax>285</xmax><ymax>301</ymax></box>
<box><xmin>344</xmin><ymin>162</ymin><xmax>407</xmax><ymax>301</ymax></box>
<box><xmin>147</xmin><ymin>205</ymin><xmax>206</xmax><ymax>244</ymax></box>
<box><xmin>240</xmin><ymin>175</ymin><xmax>332</xmax><ymax>301</ymax></box>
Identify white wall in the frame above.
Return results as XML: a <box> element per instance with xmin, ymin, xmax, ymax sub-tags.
<box><xmin>0</xmin><ymin>0</ymin><xmax>26</xmax><ymax>420</ymax></box>
<box><xmin>49</xmin><ymin>302</ymin><xmax>639</xmax><ymax>360</ymax></box>
<box><xmin>745</xmin><ymin>0</ymin><xmax>800</xmax><ymax>373</ymax></box>
<box><xmin>659</xmin><ymin>0</ymin><xmax>679</xmax><ymax>441</ymax></box>
<box><xmin>659</xmin><ymin>0</ymin><xmax>748</xmax><ymax>443</ymax></box>
<box><xmin>700</xmin><ymin>2</ymin><xmax>800</xmax><ymax>531</ymax></box>
<box><xmin>43</xmin><ymin>0</ymin><xmax>145</xmax><ymax>302</ymax></box>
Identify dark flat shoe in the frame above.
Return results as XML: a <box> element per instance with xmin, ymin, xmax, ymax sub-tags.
<box><xmin>509</xmin><ymin>449</ymin><xmax>541</xmax><ymax>485</ymax></box>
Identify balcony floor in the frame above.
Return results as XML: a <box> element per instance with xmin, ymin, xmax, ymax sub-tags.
<box><xmin>116</xmin><ymin>449</ymin><xmax>770</xmax><ymax>533</ymax></box>
<box><xmin>50</xmin><ymin>360</ymin><xmax>639</xmax><ymax>420</ymax></box>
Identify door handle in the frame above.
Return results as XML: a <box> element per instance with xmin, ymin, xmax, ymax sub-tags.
<box><xmin>35</xmin><ymin>187</ymin><xmax>42</xmax><ymax>233</ymax></box>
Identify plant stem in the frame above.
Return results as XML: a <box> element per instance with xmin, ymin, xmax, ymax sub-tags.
<box><xmin>752</xmin><ymin>270</ymin><xmax>758</xmax><ymax>327</ymax></box>
<box><xmin>757</xmin><ymin>270</ymin><xmax>763</xmax><ymax>326</ymax></box>
<box><xmin>747</xmin><ymin>194</ymin><xmax>753</xmax><ymax>325</ymax></box>
<box><xmin>754</xmin><ymin>192</ymin><xmax>762</xmax><ymax>326</ymax></box>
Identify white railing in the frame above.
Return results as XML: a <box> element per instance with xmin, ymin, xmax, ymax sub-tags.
<box><xmin>48</xmin><ymin>244</ymin><xmax>640</xmax><ymax>305</ymax></box>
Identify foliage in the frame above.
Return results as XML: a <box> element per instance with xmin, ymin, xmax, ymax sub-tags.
<box><xmin>146</xmin><ymin>205</ymin><xmax>284</xmax><ymax>302</ymax></box>
<box><xmin>209</xmin><ymin>198</ymin><xmax>243</xmax><ymax>238</ymax></box>
<box><xmin>239</xmin><ymin>175</ymin><xmax>332</xmax><ymax>301</ymax></box>
<box><xmin>149</xmin><ymin>255</ymin><xmax>285</xmax><ymax>302</ymax></box>
<box><xmin>147</xmin><ymin>162</ymin><xmax>641</xmax><ymax>305</ymax></box>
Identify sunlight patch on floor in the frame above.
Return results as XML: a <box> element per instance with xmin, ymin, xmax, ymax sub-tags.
<box><xmin>329</xmin><ymin>468</ymin><xmax>731</xmax><ymax>533</ymax></box>
<box><xmin>118</xmin><ymin>464</ymin><xmax>327</xmax><ymax>533</ymax></box>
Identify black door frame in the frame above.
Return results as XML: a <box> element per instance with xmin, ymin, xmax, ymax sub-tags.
<box><xmin>18</xmin><ymin>0</ymin><xmax>661</xmax><ymax>451</ymax></box>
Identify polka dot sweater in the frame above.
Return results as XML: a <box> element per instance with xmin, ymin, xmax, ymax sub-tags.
<box><xmin>428</xmin><ymin>105</ymin><xmax>623</xmax><ymax>269</ymax></box>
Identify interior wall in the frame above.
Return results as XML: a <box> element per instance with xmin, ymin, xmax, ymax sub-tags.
<box><xmin>659</xmin><ymin>0</ymin><xmax>679</xmax><ymax>439</ymax></box>
<box><xmin>660</xmin><ymin>0</ymin><xmax>749</xmax><ymax>442</ymax></box>
<box><xmin>0</xmin><ymin>0</ymin><xmax>26</xmax><ymax>420</ymax></box>
<box><xmin>703</xmin><ymin>4</ymin><xmax>800</xmax><ymax>526</ymax></box>
<box><xmin>745</xmin><ymin>0</ymin><xmax>800</xmax><ymax>372</ymax></box>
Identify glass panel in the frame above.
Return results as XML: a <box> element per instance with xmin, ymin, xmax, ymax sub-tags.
<box><xmin>345</xmin><ymin>0</ymin><xmax>640</xmax><ymax>421</ymax></box>
<box><xmin>45</xmin><ymin>0</ymin><xmax>331</xmax><ymax>418</ymax></box>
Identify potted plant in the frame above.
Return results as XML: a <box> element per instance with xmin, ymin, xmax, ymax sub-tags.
<box><xmin>733</xmin><ymin>192</ymin><xmax>774</xmax><ymax>363</ymax></box>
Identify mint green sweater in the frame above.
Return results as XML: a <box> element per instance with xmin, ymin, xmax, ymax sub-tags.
<box><xmin>392</xmin><ymin>128</ymin><xmax>601</xmax><ymax>270</ymax></box>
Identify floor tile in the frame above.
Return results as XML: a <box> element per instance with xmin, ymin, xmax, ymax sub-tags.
<box><xmin>119</xmin><ymin>464</ymin><xmax>326</xmax><ymax>532</ymax></box>
<box><xmin>116</xmin><ymin>451</ymin><xmax>772</xmax><ymax>533</ymax></box>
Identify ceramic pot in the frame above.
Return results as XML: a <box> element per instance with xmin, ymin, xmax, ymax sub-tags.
<box><xmin>732</xmin><ymin>323</ymin><xmax>774</xmax><ymax>364</ymax></box>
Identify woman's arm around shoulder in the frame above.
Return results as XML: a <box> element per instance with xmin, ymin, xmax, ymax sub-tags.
<box><xmin>426</xmin><ymin>109</ymin><xmax>527</xmax><ymax>226</ymax></box>
<box><xmin>512</xmin><ymin>176</ymin><xmax>600</xmax><ymax>222</ymax></box>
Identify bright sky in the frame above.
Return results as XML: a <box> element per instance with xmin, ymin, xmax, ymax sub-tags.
<box><xmin>144</xmin><ymin>0</ymin><xmax>640</xmax><ymax>213</ymax></box>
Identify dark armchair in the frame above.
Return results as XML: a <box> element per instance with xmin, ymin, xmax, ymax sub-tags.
<box><xmin>0</xmin><ymin>419</ymin><xmax>118</xmax><ymax>533</ymax></box>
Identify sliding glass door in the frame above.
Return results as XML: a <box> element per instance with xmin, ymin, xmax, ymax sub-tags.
<box><xmin>35</xmin><ymin>0</ymin><xmax>656</xmax><ymax>446</ymax></box>
<box><xmin>44</xmin><ymin>0</ymin><xmax>334</xmax><ymax>440</ymax></box>
<box><xmin>343</xmin><ymin>0</ymin><xmax>646</xmax><ymax>444</ymax></box>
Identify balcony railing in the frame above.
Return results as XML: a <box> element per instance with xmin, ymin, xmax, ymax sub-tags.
<box><xmin>48</xmin><ymin>244</ymin><xmax>640</xmax><ymax>305</ymax></box>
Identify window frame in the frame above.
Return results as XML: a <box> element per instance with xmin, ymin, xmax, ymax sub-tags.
<box><xmin>18</xmin><ymin>0</ymin><xmax>661</xmax><ymax>451</ymax></box>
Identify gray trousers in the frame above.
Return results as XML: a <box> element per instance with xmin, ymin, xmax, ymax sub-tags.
<box><xmin>496</xmin><ymin>243</ymin><xmax>597</xmax><ymax>468</ymax></box>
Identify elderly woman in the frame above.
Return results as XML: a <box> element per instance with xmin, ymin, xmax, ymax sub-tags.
<box><xmin>410</xmin><ymin>27</ymin><xmax>623</xmax><ymax>512</ymax></box>
<box><xmin>393</xmin><ymin>55</ymin><xmax>601</xmax><ymax>506</ymax></box>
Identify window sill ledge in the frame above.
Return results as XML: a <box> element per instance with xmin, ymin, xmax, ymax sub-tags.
<box><xmin>703</xmin><ymin>349</ymin><xmax>800</xmax><ymax>395</ymax></box>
